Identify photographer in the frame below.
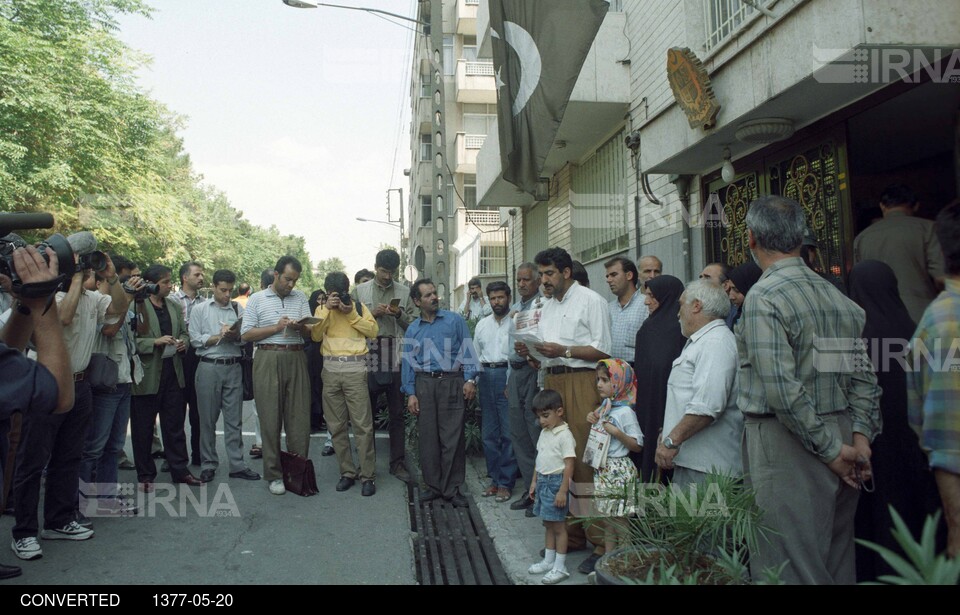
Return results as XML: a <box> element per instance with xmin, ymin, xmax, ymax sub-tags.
<box><xmin>130</xmin><ymin>265</ymin><xmax>202</xmax><ymax>490</ymax></box>
<box><xmin>10</xmin><ymin>248</ymin><xmax>131</xmax><ymax>560</ymax></box>
<box><xmin>0</xmin><ymin>246</ymin><xmax>73</xmax><ymax>579</ymax></box>
<box><xmin>78</xmin><ymin>266</ymin><xmax>144</xmax><ymax>518</ymax></box>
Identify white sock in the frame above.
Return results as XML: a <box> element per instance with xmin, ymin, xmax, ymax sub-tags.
<box><xmin>553</xmin><ymin>553</ymin><xmax>567</xmax><ymax>571</ymax></box>
<box><xmin>543</xmin><ymin>548</ymin><xmax>557</xmax><ymax>565</ymax></box>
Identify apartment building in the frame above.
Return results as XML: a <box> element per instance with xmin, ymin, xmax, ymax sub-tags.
<box><xmin>473</xmin><ymin>0</ymin><xmax>958</xmax><ymax>300</ymax></box>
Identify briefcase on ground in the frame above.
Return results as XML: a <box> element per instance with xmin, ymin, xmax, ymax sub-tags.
<box><xmin>280</xmin><ymin>451</ymin><xmax>319</xmax><ymax>497</ymax></box>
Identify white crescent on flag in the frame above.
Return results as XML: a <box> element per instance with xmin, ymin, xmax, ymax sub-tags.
<box><xmin>491</xmin><ymin>21</ymin><xmax>542</xmax><ymax>117</ymax></box>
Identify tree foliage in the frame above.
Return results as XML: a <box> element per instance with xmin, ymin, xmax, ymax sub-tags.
<box><xmin>0</xmin><ymin>0</ymin><xmax>315</xmax><ymax>290</ymax></box>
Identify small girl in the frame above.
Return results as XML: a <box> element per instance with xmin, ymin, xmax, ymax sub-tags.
<box><xmin>587</xmin><ymin>358</ymin><xmax>644</xmax><ymax>552</ymax></box>
<box><xmin>527</xmin><ymin>389</ymin><xmax>577</xmax><ymax>584</ymax></box>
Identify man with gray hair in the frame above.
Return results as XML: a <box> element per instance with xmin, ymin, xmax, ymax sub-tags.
<box><xmin>738</xmin><ymin>195</ymin><xmax>881</xmax><ymax>584</ymax></box>
<box><xmin>655</xmin><ymin>280</ymin><xmax>742</xmax><ymax>488</ymax></box>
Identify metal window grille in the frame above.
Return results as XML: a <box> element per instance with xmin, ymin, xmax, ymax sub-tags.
<box><xmin>464</xmin><ymin>135</ymin><xmax>486</xmax><ymax>149</ymax></box>
<box><xmin>480</xmin><ymin>243</ymin><xmax>507</xmax><ymax>275</ymax></box>
<box><xmin>465</xmin><ymin>0</ymin><xmax>479</xmax><ymax>6</ymax></box>
<box><xmin>571</xmin><ymin>131</ymin><xmax>629</xmax><ymax>263</ymax></box>
<box><xmin>704</xmin><ymin>0</ymin><xmax>755</xmax><ymax>51</ymax></box>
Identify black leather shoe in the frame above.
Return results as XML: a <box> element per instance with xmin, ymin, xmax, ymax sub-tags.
<box><xmin>229</xmin><ymin>469</ymin><xmax>261</xmax><ymax>481</ymax></box>
<box><xmin>510</xmin><ymin>495</ymin><xmax>534</xmax><ymax>510</ymax></box>
<box><xmin>525</xmin><ymin>506</ymin><xmax>536</xmax><ymax>518</ymax></box>
<box><xmin>174</xmin><ymin>473</ymin><xmax>204</xmax><ymax>487</ymax></box>
<box><xmin>577</xmin><ymin>553</ymin><xmax>602</xmax><ymax>575</ymax></box>
<box><xmin>199</xmin><ymin>469</ymin><xmax>215</xmax><ymax>483</ymax></box>
<box><xmin>420</xmin><ymin>489</ymin><xmax>442</xmax><ymax>503</ymax></box>
<box><xmin>449</xmin><ymin>493</ymin><xmax>469</xmax><ymax>508</ymax></box>
<box><xmin>151</xmin><ymin>450</ymin><xmax>165</xmax><ymax>460</ymax></box>
<box><xmin>0</xmin><ymin>562</ymin><xmax>22</xmax><ymax>580</ymax></box>
<box><xmin>361</xmin><ymin>481</ymin><xmax>376</xmax><ymax>497</ymax></box>
<box><xmin>321</xmin><ymin>444</ymin><xmax>336</xmax><ymax>457</ymax></box>
<box><xmin>336</xmin><ymin>476</ymin><xmax>355</xmax><ymax>492</ymax></box>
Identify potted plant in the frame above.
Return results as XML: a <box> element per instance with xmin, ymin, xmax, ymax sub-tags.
<box><xmin>592</xmin><ymin>472</ymin><xmax>781</xmax><ymax>585</ymax></box>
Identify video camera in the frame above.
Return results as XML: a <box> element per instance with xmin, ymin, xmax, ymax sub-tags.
<box><xmin>0</xmin><ymin>212</ymin><xmax>75</xmax><ymax>298</ymax></box>
<box><xmin>119</xmin><ymin>274</ymin><xmax>160</xmax><ymax>300</ymax></box>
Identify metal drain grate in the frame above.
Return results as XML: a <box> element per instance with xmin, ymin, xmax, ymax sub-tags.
<box><xmin>409</xmin><ymin>485</ymin><xmax>511</xmax><ymax>585</ymax></box>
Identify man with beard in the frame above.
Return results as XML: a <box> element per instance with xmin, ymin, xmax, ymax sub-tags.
<box><xmin>174</xmin><ymin>261</ymin><xmax>205</xmax><ymax>466</ymax></box>
<box><xmin>473</xmin><ymin>281</ymin><xmax>519</xmax><ymax>503</ymax></box>
<box><xmin>402</xmin><ymin>279</ymin><xmax>478</xmax><ymax>507</ymax></box>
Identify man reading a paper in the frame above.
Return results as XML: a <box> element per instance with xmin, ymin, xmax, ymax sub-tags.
<box><xmin>240</xmin><ymin>256</ymin><xmax>312</xmax><ymax>496</ymax></box>
<box><xmin>521</xmin><ymin>247</ymin><xmax>612</xmax><ymax>574</ymax></box>
<box><xmin>189</xmin><ymin>269</ymin><xmax>260</xmax><ymax>483</ymax></box>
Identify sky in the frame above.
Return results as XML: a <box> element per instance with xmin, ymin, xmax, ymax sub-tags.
<box><xmin>116</xmin><ymin>0</ymin><xmax>418</xmax><ymax>278</ymax></box>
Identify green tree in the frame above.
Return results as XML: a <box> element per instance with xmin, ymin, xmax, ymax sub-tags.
<box><xmin>313</xmin><ymin>256</ymin><xmax>345</xmax><ymax>289</ymax></box>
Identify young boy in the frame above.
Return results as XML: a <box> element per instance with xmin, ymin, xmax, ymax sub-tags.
<box><xmin>527</xmin><ymin>389</ymin><xmax>576</xmax><ymax>584</ymax></box>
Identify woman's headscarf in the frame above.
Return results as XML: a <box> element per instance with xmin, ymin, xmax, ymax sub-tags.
<box><xmin>597</xmin><ymin>358</ymin><xmax>637</xmax><ymax>407</ymax></box>
<box><xmin>727</xmin><ymin>261</ymin><xmax>763</xmax><ymax>296</ymax></box>
<box><xmin>848</xmin><ymin>260</ymin><xmax>916</xmax><ymax>343</ymax></box>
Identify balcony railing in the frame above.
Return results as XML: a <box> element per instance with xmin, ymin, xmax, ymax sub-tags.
<box><xmin>464</xmin><ymin>61</ymin><xmax>495</xmax><ymax>76</ymax></box>
<box><xmin>466</xmin><ymin>210</ymin><xmax>502</xmax><ymax>228</ymax></box>
<box><xmin>464</xmin><ymin>134</ymin><xmax>486</xmax><ymax>149</ymax></box>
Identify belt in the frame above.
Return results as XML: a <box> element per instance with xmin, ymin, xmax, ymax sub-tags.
<box><xmin>258</xmin><ymin>344</ymin><xmax>304</xmax><ymax>351</ymax></box>
<box><xmin>73</xmin><ymin>371</ymin><xmax>85</xmax><ymax>382</ymax></box>
<box><xmin>546</xmin><ymin>366</ymin><xmax>595</xmax><ymax>375</ymax></box>
<box><xmin>324</xmin><ymin>355</ymin><xmax>367</xmax><ymax>363</ymax></box>
<box><xmin>510</xmin><ymin>361</ymin><xmax>527</xmax><ymax>370</ymax></box>
<box><xmin>482</xmin><ymin>362</ymin><xmax>508</xmax><ymax>368</ymax></box>
<box><xmin>416</xmin><ymin>370</ymin><xmax>463</xmax><ymax>379</ymax></box>
<box><xmin>742</xmin><ymin>412</ymin><xmax>773</xmax><ymax>419</ymax></box>
<box><xmin>200</xmin><ymin>356</ymin><xmax>240</xmax><ymax>365</ymax></box>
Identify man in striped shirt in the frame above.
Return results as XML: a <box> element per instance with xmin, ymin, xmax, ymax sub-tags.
<box><xmin>240</xmin><ymin>256</ymin><xmax>312</xmax><ymax>496</ymax></box>
<box><xmin>738</xmin><ymin>195</ymin><xmax>881</xmax><ymax>584</ymax></box>
<box><xmin>908</xmin><ymin>199</ymin><xmax>960</xmax><ymax>558</ymax></box>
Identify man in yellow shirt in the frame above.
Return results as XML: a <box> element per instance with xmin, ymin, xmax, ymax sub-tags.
<box><xmin>311</xmin><ymin>272</ymin><xmax>380</xmax><ymax>496</ymax></box>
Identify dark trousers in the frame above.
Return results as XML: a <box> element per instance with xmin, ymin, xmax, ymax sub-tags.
<box><xmin>131</xmin><ymin>359</ymin><xmax>190</xmax><ymax>482</ymax></box>
<box><xmin>507</xmin><ymin>363</ymin><xmax>540</xmax><ymax>493</ymax></box>
<box><xmin>369</xmin><ymin>375</ymin><xmax>406</xmax><ymax>469</ymax></box>
<box><xmin>478</xmin><ymin>366</ymin><xmax>517</xmax><ymax>490</ymax></box>
<box><xmin>416</xmin><ymin>373</ymin><xmax>465</xmax><ymax>499</ymax></box>
<box><xmin>183</xmin><ymin>346</ymin><xmax>200</xmax><ymax>462</ymax></box>
<box><xmin>306</xmin><ymin>343</ymin><xmax>325</xmax><ymax>429</ymax></box>
<box><xmin>12</xmin><ymin>380</ymin><xmax>93</xmax><ymax>539</ymax></box>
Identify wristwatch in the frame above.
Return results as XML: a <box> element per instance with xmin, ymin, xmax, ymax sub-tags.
<box><xmin>663</xmin><ymin>436</ymin><xmax>680</xmax><ymax>450</ymax></box>
<box><xmin>466</xmin><ymin>379</ymin><xmax>477</xmax><ymax>386</ymax></box>
<box><xmin>564</xmin><ymin>347</ymin><xmax>572</xmax><ymax>359</ymax></box>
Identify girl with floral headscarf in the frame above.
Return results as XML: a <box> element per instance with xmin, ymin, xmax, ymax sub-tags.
<box><xmin>586</xmin><ymin>358</ymin><xmax>644</xmax><ymax>552</ymax></box>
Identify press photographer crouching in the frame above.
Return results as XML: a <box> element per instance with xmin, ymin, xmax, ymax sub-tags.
<box><xmin>10</xmin><ymin>235</ymin><xmax>132</xmax><ymax>561</ymax></box>
<box><xmin>0</xmin><ymin>244</ymin><xmax>75</xmax><ymax>579</ymax></box>
<box><xmin>77</xmin><ymin>264</ymin><xmax>146</xmax><ymax>520</ymax></box>
<box><xmin>130</xmin><ymin>265</ymin><xmax>203</xmax><ymax>491</ymax></box>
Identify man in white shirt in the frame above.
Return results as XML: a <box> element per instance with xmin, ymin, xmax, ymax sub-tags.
<box><xmin>474</xmin><ymin>281</ymin><xmax>519</xmax><ymax>502</ymax></box>
<box><xmin>458</xmin><ymin>277</ymin><xmax>492</xmax><ymax>322</ymax></box>
<box><xmin>655</xmin><ymin>280</ymin><xmax>743</xmax><ymax>488</ymax></box>
<box><xmin>521</xmin><ymin>247</ymin><xmax>611</xmax><ymax>571</ymax></box>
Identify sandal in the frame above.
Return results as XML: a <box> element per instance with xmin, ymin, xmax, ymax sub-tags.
<box><xmin>495</xmin><ymin>487</ymin><xmax>511</xmax><ymax>503</ymax></box>
<box><xmin>481</xmin><ymin>485</ymin><xmax>498</xmax><ymax>497</ymax></box>
<box><xmin>249</xmin><ymin>445</ymin><xmax>262</xmax><ymax>459</ymax></box>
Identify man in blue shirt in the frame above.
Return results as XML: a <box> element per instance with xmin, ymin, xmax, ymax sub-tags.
<box><xmin>402</xmin><ymin>279</ymin><xmax>478</xmax><ymax>507</ymax></box>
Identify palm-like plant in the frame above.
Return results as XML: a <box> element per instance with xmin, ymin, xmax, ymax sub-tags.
<box><xmin>856</xmin><ymin>508</ymin><xmax>960</xmax><ymax>585</ymax></box>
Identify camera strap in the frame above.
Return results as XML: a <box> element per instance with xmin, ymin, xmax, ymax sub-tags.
<box><xmin>11</xmin><ymin>275</ymin><xmax>68</xmax><ymax>314</ymax></box>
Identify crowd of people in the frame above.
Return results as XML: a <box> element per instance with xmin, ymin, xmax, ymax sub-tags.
<box><xmin>0</xmin><ymin>187</ymin><xmax>957</xmax><ymax>585</ymax></box>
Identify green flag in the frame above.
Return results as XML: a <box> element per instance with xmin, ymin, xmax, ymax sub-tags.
<box><xmin>489</xmin><ymin>0</ymin><xmax>609</xmax><ymax>195</ymax></box>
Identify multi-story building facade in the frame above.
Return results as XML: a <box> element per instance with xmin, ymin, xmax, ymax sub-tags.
<box><xmin>472</xmin><ymin>0</ymin><xmax>958</xmax><ymax>301</ymax></box>
<box><xmin>407</xmin><ymin>0</ymin><xmax>509</xmax><ymax>310</ymax></box>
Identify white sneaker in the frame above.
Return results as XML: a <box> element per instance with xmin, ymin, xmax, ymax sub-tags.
<box><xmin>528</xmin><ymin>559</ymin><xmax>554</xmax><ymax>575</ymax></box>
<box><xmin>40</xmin><ymin>520</ymin><xmax>94</xmax><ymax>541</ymax></box>
<box><xmin>542</xmin><ymin>568</ymin><xmax>570</xmax><ymax>584</ymax></box>
<box><xmin>269</xmin><ymin>479</ymin><xmax>286</xmax><ymax>495</ymax></box>
<box><xmin>11</xmin><ymin>537</ymin><xmax>42</xmax><ymax>560</ymax></box>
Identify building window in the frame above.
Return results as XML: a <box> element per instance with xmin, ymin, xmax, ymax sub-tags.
<box><xmin>462</xmin><ymin>35</ymin><xmax>477</xmax><ymax>62</ymax></box>
<box><xmin>608</xmin><ymin>0</ymin><xmax>623</xmax><ymax>10</ymax></box>
<box><xmin>704</xmin><ymin>0</ymin><xmax>755</xmax><ymax>51</ymax></box>
<box><xmin>420</xmin><ymin>74</ymin><xmax>431</xmax><ymax>98</ymax></box>
<box><xmin>421</xmin><ymin>196</ymin><xmax>432</xmax><ymax>227</ymax></box>
<box><xmin>463</xmin><ymin>113</ymin><xmax>495</xmax><ymax>137</ymax></box>
<box><xmin>420</xmin><ymin>134</ymin><xmax>432</xmax><ymax>161</ymax></box>
<box><xmin>480</xmin><ymin>243</ymin><xmax>506</xmax><ymax>276</ymax></box>
<box><xmin>443</xmin><ymin>35</ymin><xmax>455</xmax><ymax>76</ymax></box>
<box><xmin>571</xmin><ymin>130</ymin><xmax>629</xmax><ymax>263</ymax></box>
<box><xmin>463</xmin><ymin>174</ymin><xmax>477</xmax><ymax>209</ymax></box>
